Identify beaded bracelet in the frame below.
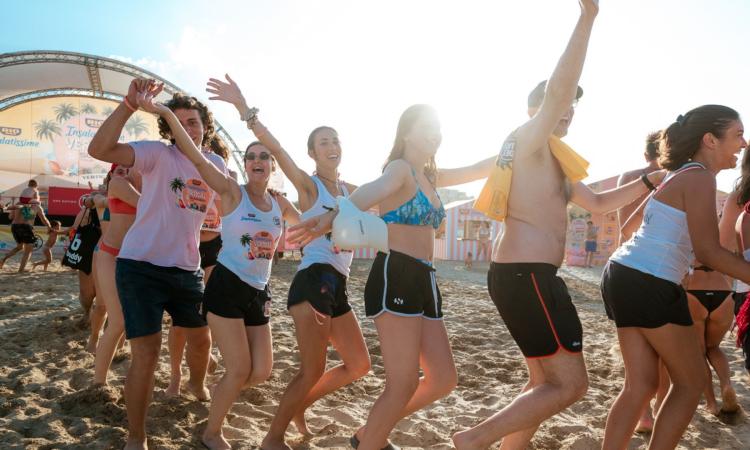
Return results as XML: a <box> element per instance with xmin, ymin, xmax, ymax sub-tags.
<box><xmin>241</xmin><ymin>107</ymin><xmax>259</xmax><ymax>126</ymax></box>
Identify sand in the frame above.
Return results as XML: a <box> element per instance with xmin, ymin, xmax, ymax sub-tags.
<box><xmin>0</xmin><ymin>258</ymin><xmax>748</xmax><ymax>449</ymax></box>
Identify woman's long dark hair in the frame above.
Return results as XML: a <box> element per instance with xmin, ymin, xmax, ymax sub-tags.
<box><xmin>658</xmin><ymin>105</ymin><xmax>739</xmax><ymax>170</ymax></box>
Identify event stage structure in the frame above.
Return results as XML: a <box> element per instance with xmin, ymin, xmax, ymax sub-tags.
<box><xmin>0</xmin><ymin>50</ymin><xmax>247</xmax><ymax>215</ymax></box>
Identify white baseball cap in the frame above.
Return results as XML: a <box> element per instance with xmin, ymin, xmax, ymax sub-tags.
<box><xmin>332</xmin><ymin>196</ymin><xmax>389</xmax><ymax>253</ymax></box>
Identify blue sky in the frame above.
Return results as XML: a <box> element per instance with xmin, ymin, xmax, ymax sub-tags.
<box><xmin>5</xmin><ymin>0</ymin><xmax>750</xmax><ymax>198</ymax></box>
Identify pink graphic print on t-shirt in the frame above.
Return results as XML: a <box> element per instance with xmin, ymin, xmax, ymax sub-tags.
<box><xmin>170</xmin><ymin>177</ymin><xmax>210</xmax><ymax>213</ymax></box>
<box><xmin>240</xmin><ymin>230</ymin><xmax>278</xmax><ymax>260</ymax></box>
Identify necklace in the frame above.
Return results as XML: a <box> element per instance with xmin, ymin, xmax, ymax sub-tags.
<box><xmin>314</xmin><ymin>171</ymin><xmax>342</xmax><ymax>195</ymax></box>
<box><xmin>315</xmin><ymin>171</ymin><xmax>340</xmax><ymax>185</ymax></box>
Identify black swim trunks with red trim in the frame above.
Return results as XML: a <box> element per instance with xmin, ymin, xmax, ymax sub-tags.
<box><xmin>488</xmin><ymin>262</ymin><xmax>583</xmax><ymax>358</ymax></box>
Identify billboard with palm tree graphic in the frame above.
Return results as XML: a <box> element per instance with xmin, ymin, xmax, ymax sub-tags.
<box><xmin>0</xmin><ymin>96</ymin><xmax>160</xmax><ymax>194</ymax></box>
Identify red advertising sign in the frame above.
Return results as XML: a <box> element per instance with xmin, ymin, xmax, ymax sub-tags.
<box><xmin>48</xmin><ymin>186</ymin><xmax>94</xmax><ymax>216</ymax></box>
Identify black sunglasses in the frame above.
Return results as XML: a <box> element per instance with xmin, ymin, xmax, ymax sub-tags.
<box><xmin>245</xmin><ymin>152</ymin><xmax>271</xmax><ymax>161</ymax></box>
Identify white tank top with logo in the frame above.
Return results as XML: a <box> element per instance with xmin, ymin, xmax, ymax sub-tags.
<box><xmin>297</xmin><ymin>176</ymin><xmax>353</xmax><ymax>277</ymax></box>
<box><xmin>610</xmin><ymin>163</ymin><xmax>705</xmax><ymax>284</ymax></box>
<box><xmin>217</xmin><ymin>187</ymin><xmax>282</xmax><ymax>290</ymax></box>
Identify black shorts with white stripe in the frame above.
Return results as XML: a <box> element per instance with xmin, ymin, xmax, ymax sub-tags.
<box><xmin>364</xmin><ymin>250</ymin><xmax>443</xmax><ymax>320</ymax></box>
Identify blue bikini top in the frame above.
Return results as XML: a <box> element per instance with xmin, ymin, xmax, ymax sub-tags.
<box><xmin>381</xmin><ymin>168</ymin><xmax>446</xmax><ymax>230</ymax></box>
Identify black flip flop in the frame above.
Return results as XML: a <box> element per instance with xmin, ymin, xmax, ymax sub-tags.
<box><xmin>350</xmin><ymin>434</ymin><xmax>400</xmax><ymax>450</ymax></box>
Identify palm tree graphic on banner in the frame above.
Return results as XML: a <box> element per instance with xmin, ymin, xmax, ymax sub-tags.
<box><xmin>33</xmin><ymin>119</ymin><xmax>62</xmax><ymax>142</ymax></box>
<box><xmin>125</xmin><ymin>115</ymin><xmax>149</xmax><ymax>139</ymax></box>
<box><xmin>80</xmin><ymin>104</ymin><xmax>97</xmax><ymax>115</ymax></box>
<box><xmin>54</xmin><ymin>103</ymin><xmax>78</xmax><ymax>123</ymax></box>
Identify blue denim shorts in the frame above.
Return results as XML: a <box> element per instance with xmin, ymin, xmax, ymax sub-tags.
<box><xmin>116</xmin><ymin>258</ymin><xmax>206</xmax><ymax>339</ymax></box>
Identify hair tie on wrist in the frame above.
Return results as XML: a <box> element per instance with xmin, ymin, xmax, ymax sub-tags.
<box><xmin>123</xmin><ymin>97</ymin><xmax>137</xmax><ymax>113</ymax></box>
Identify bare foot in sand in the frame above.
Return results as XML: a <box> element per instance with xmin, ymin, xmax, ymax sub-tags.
<box><xmin>187</xmin><ymin>380</ymin><xmax>210</xmax><ymax>402</ymax></box>
<box><xmin>85</xmin><ymin>337</ymin><xmax>99</xmax><ymax>354</ymax></box>
<box><xmin>292</xmin><ymin>411</ymin><xmax>313</xmax><ymax>436</ymax></box>
<box><xmin>452</xmin><ymin>429</ymin><xmax>483</xmax><ymax>450</ymax></box>
<box><xmin>123</xmin><ymin>437</ymin><xmax>148</xmax><ymax>450</ymax></box>
<box><xmin>201</xmin><ymin>432</ymin><xmax>231</xmax><ymax>450</ymax></box>
<box><xmin>259</xmin><ymin>436</ymin><xmax>292</xmax><ymax>450</ymax></box>
<box><xmin>165</xmin><ymin>379</ymin><xmax>181</xmax><ymax>397</ymax></box>
<box><xmin>706</xmin><ymin>399</ymin><xmax>720</xmax><ymax>416</ymax></box>
<box><xmin>635</xmin><ymin>410</ymin><xmax>654</xmax><ymax>433</ymax></box>
<box><xmin>720</xmin><ymin>385</ymin><xmax>740</xmax><ymax>413</ymax></box>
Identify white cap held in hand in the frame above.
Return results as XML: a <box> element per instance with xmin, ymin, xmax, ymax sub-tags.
<box><xmin>332</xmin><ymin>196</ymin><xmax>389</xmax><ymax>253</ymax></box>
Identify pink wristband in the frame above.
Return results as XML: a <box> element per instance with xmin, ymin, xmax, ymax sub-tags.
<box><xmin>122</xmin><ymin>97</ymin><xmax>137</xmax><ymax>112</ymax></box>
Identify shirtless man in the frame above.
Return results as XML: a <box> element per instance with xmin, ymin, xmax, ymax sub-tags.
<box><xmin>453</xmin><ymin>1</ymin><xmax>667</xmax><ymax>448</ymax></box>
<box><xmin>1</xmin><ymin>197</ymin><xmax>51</xmax><ymax>272</ymax></box>
<box><xmin>19</xmin><ymin>179</ymin><xmax>40</xmax><ymax>204</ymax></box>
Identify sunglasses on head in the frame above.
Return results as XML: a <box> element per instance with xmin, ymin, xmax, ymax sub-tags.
<box><xmin>245</xmin><ymin>152</ymin><xmax>271</xmax><ymax>161</ymax></box>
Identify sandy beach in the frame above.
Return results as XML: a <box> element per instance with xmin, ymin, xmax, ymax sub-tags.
<box><xmin>0</xmin><ymin>258</ymin><xmax>748</xmax><ymax>449</ymax></box>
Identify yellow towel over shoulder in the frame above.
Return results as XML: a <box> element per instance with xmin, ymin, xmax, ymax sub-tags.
<box><xmin>474</xmin><ymin>135</ymin><xmax>589</xmax><ymax>221</ymax></box>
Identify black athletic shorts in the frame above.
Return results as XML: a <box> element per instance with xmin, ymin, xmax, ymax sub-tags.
<box><xmin>600</xmin><ymin>261</ymin><xmax>693</xmax><ymax>329</ymax></box>
<box><xmin>199</xmin><ymin>235</ymin><xmax>222</xmax><ymax>269</ymax></box>
<box><xmin>116</xmin><ymin>258</ymin><xmax>206</xmax><ymax>339</ymax></box>
<box><xmin>364</xmin><ymin>250</ymin><xmax>443</xmax><ymax>320</ymax></box>
<box><xmin>11</xmin><ymin>224</ymin><xmax>35</xmax><ymax>244</ymax></box>
<box><xmin>488</xmin><ymin>262</ymin><xmax>582</xmax><ymax>358</ymax></box>
<box><xmin>287</xmin><ymin>263</ymin><xmax>351</xmax><ymax>318</ymax></box>
<box><xmin>202</xmin><ymin>263</ymin><xmax>271</xmax><ymax>326</ymax></box>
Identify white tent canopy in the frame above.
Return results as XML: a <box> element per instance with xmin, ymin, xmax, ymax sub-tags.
<box><xmin>0</xmin><ymin>50</ymin><xmax>245</xmax><ymax>177</ymax></box>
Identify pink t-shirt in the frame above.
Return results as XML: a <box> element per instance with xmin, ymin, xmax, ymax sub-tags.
<box><xmin>119</xmin><ymin>141</ymin><xmax>225</xmax><ymax>271</ymax></box>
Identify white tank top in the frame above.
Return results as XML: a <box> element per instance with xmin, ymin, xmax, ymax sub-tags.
<box><xmin>217</xmin><ymin>187</ymin><xmax>282</xmax><ymax>290</ymax></box>
<box><xmin>610</xmin><ymin>163</ymin><xmax>705</xmax><ymax>284</ymax></box>
<box><xmin>297</xmin><ymin>176</ymin><xmax>353</xmax><ymax>277</ymax></box>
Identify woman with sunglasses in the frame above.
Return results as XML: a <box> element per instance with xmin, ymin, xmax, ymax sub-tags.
<box><xmin>206</xmin><ymin>75</ymin><xmax>373</xmax><ymax>449</ymax></box>
<box><xmin>135</xmin><ymin>87</ymin><xmax>300</xmax><ymax>450</ymax></box>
